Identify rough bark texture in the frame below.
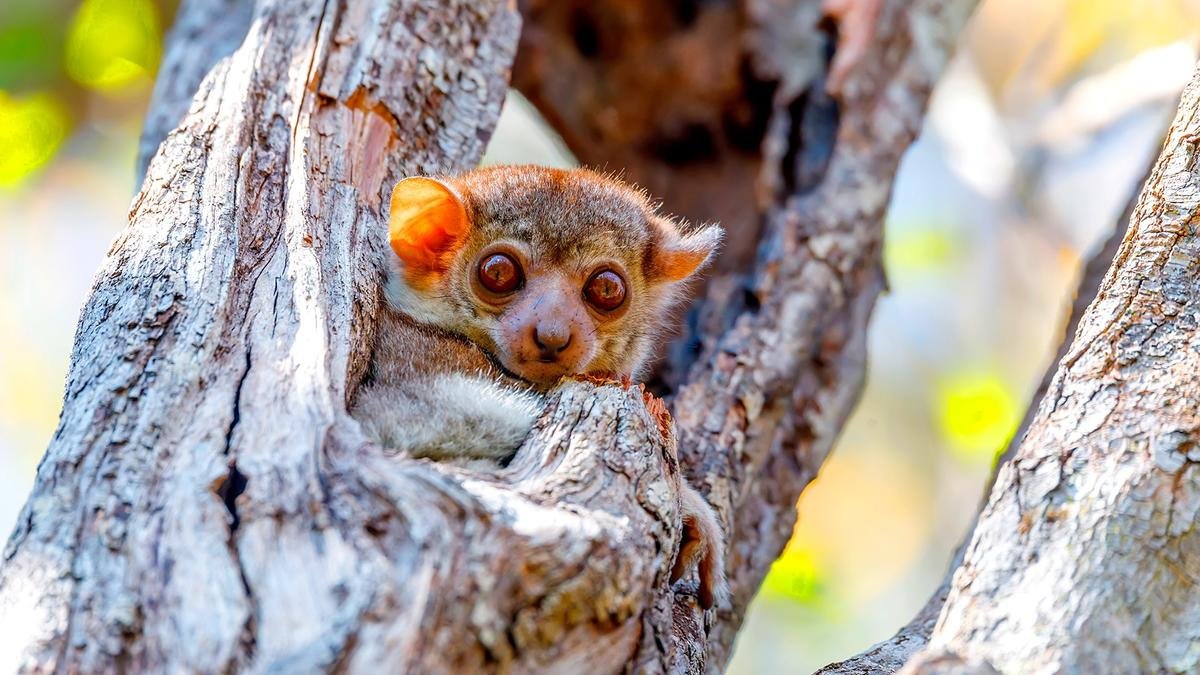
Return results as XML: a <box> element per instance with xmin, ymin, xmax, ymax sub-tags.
<box><xmin>136</xmin><ymin>0</ymin><xmax>254</xmax><ymax>181</ymax></box>
<box><xmin>898</xmin><ymin>66</ymin><xmax>1200</xmax><ymax>674</ymax></box>
<box><xmin>2</xmin><ymin>0</ymin><xmax>529</xmax><ymax>670</ymax></box>
<box><xmin>0</xmin><ymin>0</ymin><xmax>973</xmax><ymax>673</ymax></box>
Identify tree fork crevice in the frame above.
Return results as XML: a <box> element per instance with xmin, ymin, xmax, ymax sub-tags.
<box><xmin>517</xmin><ymin>0</ymin><xmax>976</xmax><ymax>669</ymax></box>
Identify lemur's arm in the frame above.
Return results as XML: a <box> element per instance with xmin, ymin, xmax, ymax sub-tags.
<box><xmin>353</xmin><ymin>308</ymin><xmax>542</xmax><ymax>461</ymax></box>
<box><xmin>353</xmin><ymin>375</ymin><xmax>541</xmax><ymax>462</ymax></box>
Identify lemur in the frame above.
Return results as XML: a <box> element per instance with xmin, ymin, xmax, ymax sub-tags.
<box><xmin>351</xmin><ymin>165</ymin><xmax>726</xmax><ymax>608</ymax></box>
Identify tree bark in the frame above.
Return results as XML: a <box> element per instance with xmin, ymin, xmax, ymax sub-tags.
<box><xmin>0</xmin><ymin>0</ymin><xmax>972</xmax><ymax>673</ymax></box>
<box><xmin>893</xmin><ymin>65</ymin><xmax>1200</xmax><ymax>674</ymax></box>
<box><xmin>136</xmin><ymin>0</ymin><xmax>254</xmax><ymax>182</ymax></box>
<box><xmin>2</xmin><ymin>0</ymin><xmax>524</xmax><ymax>670</ymax></box>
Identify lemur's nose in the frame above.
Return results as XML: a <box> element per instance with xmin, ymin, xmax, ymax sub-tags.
<box><xmin>533</xmin><ymin>325</ymin><xmax>572</xmax><ymax>361</ymax></box>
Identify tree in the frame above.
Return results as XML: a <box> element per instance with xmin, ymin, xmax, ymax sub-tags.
<box><xmin>9</xmin><ymin>0</ymin><xmax>1118</xmax><ymax>671</ymax></box>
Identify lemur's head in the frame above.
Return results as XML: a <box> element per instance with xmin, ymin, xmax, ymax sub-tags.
<box><xmin>386</xmin><ymin>165</ymin><xmax>721</xmax><ymax>388</ymax></box>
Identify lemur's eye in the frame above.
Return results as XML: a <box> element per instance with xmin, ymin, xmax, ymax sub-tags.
<box><xmin>478</xmin><ymin>253</ymin><xmax>522</xmax><ymax>294</ymax></box>
<box><xmin>584</xmin><ymin>269</ymin><xmax>626</xmax><ymax>312</ymax></box>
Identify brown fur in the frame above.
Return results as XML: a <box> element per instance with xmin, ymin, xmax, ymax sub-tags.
<box><xmin>351</xmin><ymin>165</ymin><xmax>727</xmax><ymax>607</ymax></box>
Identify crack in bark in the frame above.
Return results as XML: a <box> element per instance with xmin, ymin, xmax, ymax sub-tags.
<box><xmin>779</xmin><ymin>75</ymin><xmax>839</xmax><ymax>196</ymax></box>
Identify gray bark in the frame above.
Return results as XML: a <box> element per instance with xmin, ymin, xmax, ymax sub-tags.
<box><xmin>135</xmin><ymin>0</ymin><xmax>254</xmax><ymax>182</ymax></box>
<box><xmin>3</xmin><ymin>0</ymin><xmax>524</xmax><ymax>670</ymax></box>
<box><xmin>0</xmin><ymin>0</ymin><xmax>972</xmax><ymax>673</ymax></box>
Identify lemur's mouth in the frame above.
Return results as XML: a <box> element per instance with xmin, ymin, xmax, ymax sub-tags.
<box><xmin>515</xmin><ymin>359</ymin><xmax>572</xmax><ymax>378</ymax></box>
<box><xmin>502</xmin><ymin>354</ymin><xmax>583</xmax><ymax>388</ymax></box>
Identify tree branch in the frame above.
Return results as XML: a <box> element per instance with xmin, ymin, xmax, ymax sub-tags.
<box><xmin>136</xmin><ymin>0</ymin><xmax>254</xmax><ymax>182</ymax></box>
<box><xmin>820</xmin><ymin>127</ymin><xmax>1162</xmax><ymax>675</ymax></box>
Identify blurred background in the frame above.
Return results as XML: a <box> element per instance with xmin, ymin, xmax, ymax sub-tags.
<box><xmin>1</xmin><ymin>0</ymin><xmax>1198</xmax><ymax>671</ymax></box>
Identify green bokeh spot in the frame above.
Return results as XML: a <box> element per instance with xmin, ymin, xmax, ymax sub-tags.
<box><xmin>0</xmin><ymin>16</ymin><xmax>62</xmax><ymax>89</ymax></box>
<box><xmin>761</xmin><ymin>546</ymin><xmax>830</xmax><ymax>608</ymax></box>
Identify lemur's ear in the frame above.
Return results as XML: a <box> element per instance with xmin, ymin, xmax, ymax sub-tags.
<box><xmin>647</xmin><ymin>218</ymin><xmax>723</xmax><ymax>282</ymax></box>
<box><xmin>389</xmin><ymin>177</ymin><xmax>469</xmax><ymax>276</ymax></box>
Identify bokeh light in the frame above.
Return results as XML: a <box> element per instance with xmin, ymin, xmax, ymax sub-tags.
<box><xmin>0</xmin><ymin>90</ymin><xmax>69</xmax><ymax>186</ymax></box>
<box><xmin>64</xmin><ymin>0</ymin><xmax>161</xmax><ymax>93</ymax></box>
<box><xmin>936</xmin><ymin>369</ymin><xmax>1020</xmax><ymax>463</ymax></box>
<box><xmin>884</xmin><ymin>225</ymin><xmax>959</xmax><ymax>279</ymax></box>
<box><xmin>0</xmin><ymin>13</ymin><xmax>61</xmax><ymax>89</ymax></box>
<box><xmin>762</xmin><ymin>544</ymin><xmax>829</xmax><ymax>608</ymax></box>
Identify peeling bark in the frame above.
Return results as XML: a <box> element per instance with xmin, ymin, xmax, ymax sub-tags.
<box><xmin>899</xmin><ymin>66</ymin><xmax>1200</xmax><ymax>674</ymax></box>
<box><xmin>0</xmin><ymin>0</ymin><xmax>974</xmax><ymax>672</ymax></box>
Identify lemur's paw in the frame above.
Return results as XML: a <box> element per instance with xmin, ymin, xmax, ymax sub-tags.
<box><xmin>670</xmin><ymin>481</ymin><xmax>728</xmax><ymax>609</ymax></box>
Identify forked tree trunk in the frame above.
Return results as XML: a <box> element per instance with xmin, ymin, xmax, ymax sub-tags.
<box><xmin>0</xmin><ymin>0</ymin><xmax>970</xmax><ymax>673</ymax></box>
<box><xmin>512</xmin><ymin>1</ymin><xmax>975</xmax><ymax>662</ymax></box>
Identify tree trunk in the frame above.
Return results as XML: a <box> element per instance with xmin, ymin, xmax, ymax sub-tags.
<box><xmin>136</xmin><ymin>0</ymin><xmax>253</xmax><ymax>182</ymax></box>
<box><xmin>892</xmin><ymin>65</ymin><xmax>1200</xmax><ymax>674</ymax></box>
<box><xmin>0</xmin><ymin>0</ymin><xmax>971</xmax><ymax>673</ymax></box>
<box><xmin>2</xmin><ymin>0</ymin><xmax>524</xmax><ymax>670</ymax></box>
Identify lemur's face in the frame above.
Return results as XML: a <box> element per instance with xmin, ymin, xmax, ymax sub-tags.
<box><xmin>385</xmin><ymin>166</ymin><xmax>721</xmax><ymax>388</ymax></box>
<box><xmin>464</xmin><ymin>239</ymin><xmax>628</xmax><ymax>384</ymax></box>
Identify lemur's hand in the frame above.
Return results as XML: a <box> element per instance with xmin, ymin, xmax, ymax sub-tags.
<box><xmin>670</xmin><ymin>481</ymin><xmax>728</xmax><ymax>609</ymax></box>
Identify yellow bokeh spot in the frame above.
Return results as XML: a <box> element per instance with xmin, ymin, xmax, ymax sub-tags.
<box><xmin>936</xmin><ymin>370</ymin><xmax>1019</xmax><ymax>463</ymax></box>
<box><xmin>0</xmin><ymin>91</ymin><xmax>70</xmax><ymax>187</ymax></box>
<box><xmin>884</xmin><ymin>228</ymin><xmax>956</xmax><ymax>278</ymax></box>
<box><xmin>65</xmin><ymin>0</ymin><xmax>161</xmax><ymax>92</ymax></box>
<box><xmin>762</xmin><ymin>545</ymin><xmax>827</xmax><ymax>606</ymax></box>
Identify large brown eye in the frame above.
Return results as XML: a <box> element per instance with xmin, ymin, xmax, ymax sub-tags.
<box><xmin>584</xmin><ymin>269</ymin><xmax>626</xmax><ymax>312</ymax></box>
<box><xmin>478</xmin><ymin>253</ymin><xmax>522</xmax><ymax>294</ymax></box>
